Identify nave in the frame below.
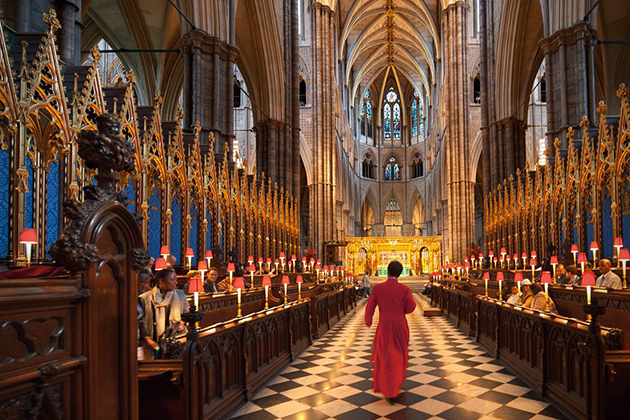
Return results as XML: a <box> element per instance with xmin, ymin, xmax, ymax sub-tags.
<box><xmin>231</xmin><ymin>298</ymin><xmax>567</xmax><ymax>420</ymax></box>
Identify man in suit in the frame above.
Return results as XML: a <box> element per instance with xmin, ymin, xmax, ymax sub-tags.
<box><xmin>597</xmin><ymin>259</ymin><xmax>622</xmax><ymax>289</ymax></box>
<box><xmin>365</xmin><ymin>261</ymin><xmax>416</xmax><ymax>404</ymax></box>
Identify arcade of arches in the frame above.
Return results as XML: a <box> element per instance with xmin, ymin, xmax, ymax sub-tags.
<box><xmin>2</xmin><ymin>1</ymin><xmax>630</xmax><ymax>420</ymax></box>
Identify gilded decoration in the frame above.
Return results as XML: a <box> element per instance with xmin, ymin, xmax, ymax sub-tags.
<box><xmin>345</xmin><ymin>236</ymin><xmax>441</xmax><ymax>276</ymax></box>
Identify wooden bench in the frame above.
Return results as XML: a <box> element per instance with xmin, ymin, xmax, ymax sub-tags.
<box><xmin>416</xmin><ymin>294</ymin><xmax>441</xmax><ymax>316</ymax></box>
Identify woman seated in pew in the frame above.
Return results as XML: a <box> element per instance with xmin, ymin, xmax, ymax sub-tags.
<box><xmin>139</xmin><ymin>269</ymin><xmax>190</xmax><ymax>359</ymax></box>
<box><xmin>506</xmin><ymin>285</ymin><xmax>520</xmax><ymax>305</ymax></box>
<box><xmin>530</xmin><ymin>283</ymin><xmax>559</xmax><ymax>314</ymax></box>
<box><xmin>519</xmin><ymin>279</ymin><xmax>534</xmax><ymax>307</ymax></box>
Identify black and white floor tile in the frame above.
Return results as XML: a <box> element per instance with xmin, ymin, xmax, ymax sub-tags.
<box><xmin>231</xmin><ymin>297</ymin><xmax>568</xmax><ymax>420</ymax></box>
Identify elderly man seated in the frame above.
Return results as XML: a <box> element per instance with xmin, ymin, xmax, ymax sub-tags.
<box><xmin>597</xmin><ymin>259</ymin><xmax>622</xmax><ymax>289</ymax></box>
<box><xmin>139</xmin><ymin>269</ymin><xmax>190</xmax><ymax>358</ymax></box>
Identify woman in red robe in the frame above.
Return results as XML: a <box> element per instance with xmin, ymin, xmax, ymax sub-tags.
<box><xmin>365</xmin><ymin>261</ymin><xmax>416</xmax><ymax>404</ymax></box>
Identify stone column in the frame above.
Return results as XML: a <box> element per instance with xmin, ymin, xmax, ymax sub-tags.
<box><xmin>309</xmin><ymin>2</ymin><xmax>336</xmax><ymax>258</ymax></box>
<box><xmin>444</xmin><ymin>0</ymin><xmax>474</xmax><ymax>261</ymax></box>
<box><xmin>58</xmin><ymin>0</ymin><xmax>81</xmax><ymax>65</ymax></box>
<box><xmin>540</xmin><ymin>21</ymin><xmax>596</xmax><ymax>149</ymax></box>
<box><xmin>181</xmin><ymin>30</ymin><xmax>238</xmax><ymax>154</ymax></box>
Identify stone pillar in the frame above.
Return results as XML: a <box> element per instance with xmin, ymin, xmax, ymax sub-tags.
<box><xmin>540</xmin><ymin>21</ymin><xmax>596</xmax><ymax>148</ymax></box>
<box><xmin>309</xmin><ymin>2</ymin><xmax>336</xmax><ymax>258</ymax></box>
<box><xmin>444</xmin><ymin>0</ymin><xmax>474</xmax><ymax>261</ymax></box>
<box><xmin>58</xmin><ymin>0</ymin><xmax>81</xmax><ymax>65</ymax></box>
<box><xmin>181</xmin><ymin>30</ymin><xmax>238</xmax><ymax>154</ymax></box>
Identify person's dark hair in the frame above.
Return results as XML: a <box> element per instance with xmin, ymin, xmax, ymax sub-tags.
<box><xmin>566</xmin><ymin>265</ymin><xmax>579</xmax><ymax>276</ymax></box>
<box><xmin>139</xmin><ymin>268</ymin><xmax>155</xmax><ymax>285</ymax></box>
<box><xmin>530</xmin><ymin>283</ymin><xmax>543</xmax><ymax>295</ymax></box>
<box><xmin>387</xmin><ymin>261</ymin><xmax>403</xmax><ymax>278</ymax></box>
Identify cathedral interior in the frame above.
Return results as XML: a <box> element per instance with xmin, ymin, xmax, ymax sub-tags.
<box><xmin>1</xmin><ymin>0</ymin><xmax>630</xmax><ymax>420</ymax></box>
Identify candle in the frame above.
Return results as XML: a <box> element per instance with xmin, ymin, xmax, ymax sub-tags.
<box><xmin>582</xmin><ymin>272</ymin><xmax>595</xmax><ymax>305</ymax></box>
<box><xmin>483</xmin><ymin>272</ymin><xmax>490</xmax><ymax>297</ymax></box>
<box><xmin>262</xmin><ymin>276</ymin><xmax>272</xmax><ymax>309</ymax></box>
<box><xmin>550</xmin><ymin>256</ymin><xmax>558</xmax><ymax>282</ymax></box>
<box><xmin>297</xmin><ymin>275</ymin><xmax>303</xmax><ymax>299</ymax></box>
<box><xmin>571</xmin><ymin>244</ymin><xmax>579</xmax><ymax>265</ymax></box>
<box><xmin>19</xmin><ymin>229</ymin><xmax>37</xmax><ymax>266</ymax></box>
<box><xmin>590</xmin><ymin>241</ymin><xmax>599</xmax><ymax>266</ymax></box>
<box><xmin>282</xmin><ymin>275</ymin><xmax>290</xmax><ymax>305</ymax></box>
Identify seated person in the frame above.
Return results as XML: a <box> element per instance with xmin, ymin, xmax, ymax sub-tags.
<box><xmin>597</xmin><ymin>259</ymin><xmax>622</xmax><ymax>289</ymax></box>
<box><xmin>519</xmin><ymin>279</ymin><xmax>534</xmax><ymax>307</ymax></box>
<box><xmin>137</xmin><ymin>269</ymin><xmax>153</xmax><ymax>359</ymax></box>
<box><xmin>561</xmin><ymin>265</ymin><xmax>580</xmax><ymax>285</ymax></box>
<box><xmin>139</xmin><ymin>269</ymin><xmax>190</xmax><ymax>358</ymax></box>
<box><xmin>506</xmin><ymin>285</ymin><xmax>520</xmax><ymax>305</ymax></box>
<box><xmin>530</xmin><ymin>283</ymin><xmax>559</xmax><ymax>314</ymax></box>
<box><xmin>555</xmin><ymin>264</ymin><xmax>567</xmax><ymax>284</ymax></box>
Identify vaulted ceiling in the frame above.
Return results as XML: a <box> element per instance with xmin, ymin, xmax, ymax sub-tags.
<box><xmin>337</xmin><ymin>0</ymin><xmax>440</xmax><ymax>104</ymax></box>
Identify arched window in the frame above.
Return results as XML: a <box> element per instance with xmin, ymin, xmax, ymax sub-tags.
<box><xmin>234</xmin><ymin>82</ymin><xmax>242</xmax><ymax>108</ymax></box>
<box><xmin>360</xmin><ymin>90</ymin><xmax>372</xmax><ymax>139</ymax></box>
<box><xmin>299</xmin><ymin>79</ymin><xmax>307</xmax><ymax>106</ymax></box>
<box><xmin>539</xmin><ymin>76</ymin><xmax>547</xmax><ymax>103</ymax></box>
<box><xmin>418</xmin><ymin>96</ymin><xmax>424</xmax><ymax>135</ymax></box>
<box><xmin>412</xmin><ymin>153</ymin><xmax>424</xmax><ymax>178</ymax></box>
<box><xmin>473</xmin><ymin>75</ymin><xmax>481</xmax><ymax>104</ymax></box>
<box><xmin>383</xmin><ymin>88</ymin><xmax>401</xmax><ymax>140</ymax></box>
<box><xmin>411</xmin><ymin>98</ymin><xmax>418</xmax><ymax>137</ymax></box>
<box><xmin>385</xmin><ymin>156</ymin><xmax>401</xmax><ymax>180</ymax></box>
<box><xmin>362</xmin><ymin>154</ymin><xmax>375</xmax><ymax>179</ymax></box>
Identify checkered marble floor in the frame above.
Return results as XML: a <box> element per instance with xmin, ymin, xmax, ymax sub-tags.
<box><xmin>230</xmin><ymin>297</ymin><xmax>568</xmax><ymax>420</ymax></box>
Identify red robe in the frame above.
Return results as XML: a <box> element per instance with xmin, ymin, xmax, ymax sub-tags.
<box><xmin>365</xmin><ymin>277</ymin><xmax>416</xmax><ymax>398</ymax></box>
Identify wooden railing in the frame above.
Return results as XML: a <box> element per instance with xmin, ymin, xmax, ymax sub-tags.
<box><xmin>139</xmin><ymin>285</ymin><xmax>357</xmax><ymax>420</ymax></box>
<box><xmin>431</xmin><ymin>284</ymin><xmax>629</xmax><ymax>420</ymax></box>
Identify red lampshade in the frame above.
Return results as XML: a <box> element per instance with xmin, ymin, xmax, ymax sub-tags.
<box><xmin>296</xmin><ymin>275</ymin><xmax>303</xmax><ymax>283</ymax></box>
<box><xmin>259</xmin><ymin>257</ymin><xmax>264</xmax><ymax>263</ymax></box>
<box><xmin>529</xmin><ymin>258</ymin><xmax>536</xmax><ymax>267</ymax></box>
<box><xmin>315</xmin><ymin>263</ymin><xmax>321</xmax><ymax>270</ymax></box>
<box><xmin>506</xmin><ymin>255</ymin><xmax>511</xmax><ymax>260</ymax></box>
<box><xmin>227</xmin><ymin>263</ymin><xmax>235</xmax><ymax>272</ymax></box>
<box><xmin>465</xmin><ymin>262</ymin><xmax>470</xmax><ymax>268</ymax></box>
<box><xmin>185</xmin><ymin>248</ymin><xmax>194</xmax><ymax>257</ymax></box>
<box><xmin>274</xmin><ymin>259</ymin><xmax>279</xmax><ymax>265</ymax></box>
<box><xmin>465</xmin><ymin>258</ymin><xmax>469</xmax><ymax>262</ymax></box>
<box><xmin>614</xmin><ymin>237</ymin><xmax>624</xmax><ymax>247</ymax></box>
<box><xmin>496</xmin><ymin>272</ymin><xmax>504</xmax><ymax>281</ymax></box>
<box><xmin>317</xmin><ymin>259</ymin><xmax>321</xmax><ymax>264</ymax></box>
<box><xmin>279</xmin><ymin>252</ymin><xmax>286</xmax><ymax>259</ymax></box>
<box><xmin>550</xmin><ymin>256</ymin><xmax>558</xmax><ymax>265</ymax></box>
<box><xmin>198</xmin><ymin>261</ymin><xmax>208</xmax><ymax>271</ymax></box>
<box><xmin>531</xmin><ymin>250</ymin><xmax>537</xmax><ymax>259</ymax></box>
<box><xmin>188</xmin><ymin>277</ymin><xmax>203</xmax><ymax>293</ymax></box>
<box><xmin>483</xmin><ymin>272</ymin><xmax>490</xmax><ymax>280</ymax></box>
<box><xmin>233</xmin><ymin>277</ymin><xmax>245</xmax><ymax>290</ymax></box>
<box><xmin>160</xmin><ymin>246</ymin><xmax>170</xmax><ymax>255</ymax></box>
<box><xmin>302</xmin><ymin>256</ymin><xmax>307</xmax><ymax>262</ymax></box>
<box><xmin>248</xmin><ymin>255</ymin><xmax>254</xmax><ymax>263</ymax></box>
<box><xmin>522</xmin><ymin>252</ymin><xmax>528</xmax><ymax>259</ymax></box>
<box><xmin>493</xmin><ymin>257</ymin><xmax>498</xmax><ymax>262</ymax></box>
<box><xmin>19</xmin><ymin>228</ymin><xmax>37</xmax><ymax>244</ymax></box>
<box><xmin>479</xmin><ymin>253</ymin><xmax>484</xmax><ymax>259</ymax></box>
<box><xmin>205</xmin><ymin>250</ymin><xmax>213</xmax><ymax>258</ymax></box>
<box><xmin>590</xmin><ymin>241</ymin><xmax>599</xmax><ymax>250</ymax></box>
<box><xmin>577</xmin><ymin>253</ymin><xmax>587</xmax><ymax>263</ymax></box>
<box><xmin>155</xmin><ymin>258</ymin><xmax>167</xmax><ymax>270</ymax></box>
<box><xmin>514</xmin><ymin>272</ymin><xmax>523</xmax><ymax>282</ymax></box>
<box><xmin>541</xmin><ymin>271</ymin><xmax>552</xmax><ymax>284</ymax></box>
<box><xmin>513</xmin><ymin>254</ymin><xmax>518</xmax><ymax>260</ymax></box>
<box><xmin>489</xmin><ymin>250</ymin><xmax>494</xmax><ymax>257</ymax></box>
<box><xmin>500</xmin><ymin>247</ymin><xmax>507</xmax><ymax>254</ymax></box>
<box><xmin>582</xmin><ymin>272</ymin><xmax>596</xmax><ymax>286</ymax></box>
<box><xmin>281</xmin><ymin>275</ymin><xmax>290</xmax><ymax>284</ymax></box>
<box><xmin>266</xmin><ymin>258</ymin><xmax>272</xmax><ymax>264</ymax></box>
<box><xmin>571</xmin><ymin>244</ymin><xmax>579</xmax><ymax>252</ymax></box>
<box><xmin>291</xmin><ymin>254</ymin><xmax>296</xmax><ymax>260</ymax></box>
<box><xmin>323</xmin><ymin>265</ymin><xmax>328</xmax><ymax>271</ymax></box>
<box><xmin>248</xmin><ymin>264</ymin><xmax>256</xmax><ymax>272</ymax></box>
<box><xmin>619</xmin><ymin>248</ymin><xmax>630</xmax><ymax>262</ymax></box>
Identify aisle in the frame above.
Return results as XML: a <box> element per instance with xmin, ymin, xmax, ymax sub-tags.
<box><xmin>231</xmin><ymin>298</ymin><xmax>567</xmax><ymax>420</ymax></box>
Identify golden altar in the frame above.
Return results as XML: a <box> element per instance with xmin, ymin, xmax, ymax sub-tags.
<box><xmin>345</xmin><ymin>236</ymin><xmax>442</xmax><ymax>276</ymax></box>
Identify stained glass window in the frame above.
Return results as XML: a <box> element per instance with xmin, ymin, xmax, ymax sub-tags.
<box><xmin>360</xmin><ymin>101</ymin><xmax>365</xmax><ymax>136</ymax></box>
<box><xmin>419</xmin><ymin>97</ymin><xmax>424</xmax><ymax>135</ymax></box>
<box><xmin>361</xmin><ymin>91</ymin><xmax>372</xmax><ymax>139</ymax></box>
<box><xmin>412</xmin><ymin>100</ymin><xmax>418</xmax><ymax>137</ymax></box>
<box><xmin>190</xmin><ymin>202</ymin><xmax>198</xmax><ymax>265</ymax></box>
<box><xmin>385</xmin><ymin>156</ymin><xmax>401</xmax><ymax>180</ymax></box>
<box><xmin>383</xmin><ymin>87</ymin><xmax>401</xmax><ymax>141</ymax></box>
<box><xmin>0</xmin><ymin>149</ymin><xmax>8</xmax><ymax>258</ymax></box>
<box><xmin>148</xmin><ymin>186</ymin><xmax>161</xmax><ymax>258</ymax></box>
<box><xmin>46</xmin><ymin>162</ymin><xmax>59</xmax><ymax>252</ymax></box>
<box><xmin>384</xmin><ymin>104</ymin><xmax>392</xmax><ymax>140</ymax></box>
<box><xmin>171</xmin><ymin>194</ymin><xmax>181</xmax><ymax>264</ymax></box>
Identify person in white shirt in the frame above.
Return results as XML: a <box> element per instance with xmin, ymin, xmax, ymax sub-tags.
<box><xmin>506</xmin><ymin>285</ymin><xmax>520</xmax><ymax>305</ymax></box>
<box><xmin>596</xmin><ymin>259</ymin><xmax>622</xmax><ymax>289</ymax></box>
<box><xmin>363</xmin><ymin>273</ymin><xmax>371</xmax><ymax>297</ymax></box>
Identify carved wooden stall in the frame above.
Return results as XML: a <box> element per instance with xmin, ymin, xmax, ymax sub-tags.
<box><xmin>484</xmin><ymin>85</ymin><xmax>630</xmax><ymax>267</ymax></box>
<box><xmin>431</xmin><ymin>283</ymin><xmax>630</xmax><ymax>420</ymax></box>
<box><xmin>138</xmin><ymin>285</ymin><xmax>358</xmax><ymax>420</ymax></box>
